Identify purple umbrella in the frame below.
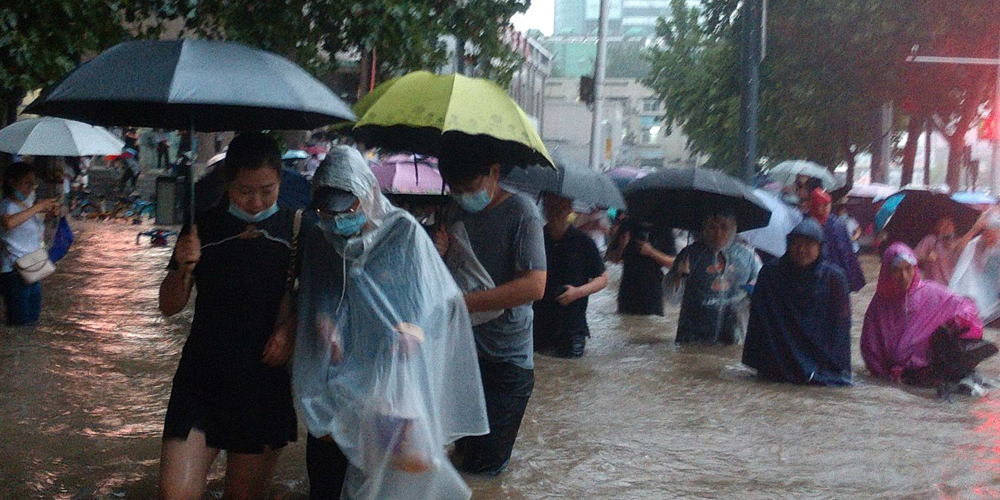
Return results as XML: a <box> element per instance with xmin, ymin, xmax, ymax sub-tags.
<box><xmin>370</xmin><ymin>154</ymin><xmax>446</xmax><ymax>195</ymax></box>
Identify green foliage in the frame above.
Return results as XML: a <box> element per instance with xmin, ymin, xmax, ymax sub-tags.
<box><xmin>643</xmin><ymin>0</ymin><xmax>1000</xmax><ymax>180</ymax></box>
<box><xmin>0</xmin><ymin>0</ymin><xmax>162</xmax><ymax>107</ymax></box>
<box><xmin>170</xmin><ymin>0</ymin><xmax>529</xmax><ymax>86</ymax></box>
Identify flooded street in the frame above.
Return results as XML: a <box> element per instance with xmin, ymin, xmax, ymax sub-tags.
<box><xmin>3</xmin><ymin>221</ymin><xmax>1000</xmax><ymax>499</ymax></box>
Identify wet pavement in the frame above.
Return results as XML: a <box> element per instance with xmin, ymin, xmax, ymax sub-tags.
<box><xmin>2</xmin><ymin>221</ymin><xmax>1000</xmax><ymax>499</ymax></box>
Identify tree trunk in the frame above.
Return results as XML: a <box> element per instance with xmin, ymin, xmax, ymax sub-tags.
<box><xmin>945</xmin><ymin>129</ymin><xmax>967</xmax><ymax>192</ymax></box>
<box><xmin>869</xmin><ymin>102</ymin><xmax>893</xmax><ymax>184</ymax></box>
<box><xmin>923</xmin><ymin>118</ymin><xmax>932</xmax><ymax>186</ymax></box>
<box><xmin>900</xmin><ymin>115</ymin><xmax>922</xmax><ymax>186</ymax></box>
<box><xmin>357</xmin><ymin>50</ymin><xmax>372</xmax><ymax>101</ymax></box>
<box><xmin>842</xmin><ymin>125</ymin><xmax>856</xmax><ymax>189</ymax></box>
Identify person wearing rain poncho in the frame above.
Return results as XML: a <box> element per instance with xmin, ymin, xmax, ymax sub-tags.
<box><xmin>808</xmin><ymin>188</ymin><xmax>866</xmax><ymax>293</ymax></box>
<box><xmin>863</xmin><ymin>243</ymin><xmax>996</xmax><ymax>388</ymax></box>
<box><xmin>293</xmin><ymin>146</ymin><xmax>489</xmax><ymax>500</ymax></box>
<box><xmin>665</xmin><ymin>213</ymin><xmax>762</xmax><ymax>345</ymax></box>
<box><xmin>949</xmin><ymin>213</ymin><xmax>1000</xmax><ymax>323</ymax></box>
<box><xmin>742</xmin><ymin>219</ymin><xmax>853</xmax><ymax>386</ymax></box>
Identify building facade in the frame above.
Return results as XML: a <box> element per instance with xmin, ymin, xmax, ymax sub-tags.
<box><xmin>542</xmin><ymin>76</ymin><xmax>698</xmax><ymax>170</ymax></box>
<box><xmin>553</xmin><ymin>0</ymin><xmax>672</xmax><ymax>37</ymax></box>
<box><xmin>506</xmin><ymin>30</ymin><xmax>553</xmax><ymax>132</ymax></box>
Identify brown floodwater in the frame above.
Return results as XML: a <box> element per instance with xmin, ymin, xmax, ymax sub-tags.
<box><xmin>2</xmin><ymin>221</ymin><xmax>1000</xmax><ymax>499</ymax></box>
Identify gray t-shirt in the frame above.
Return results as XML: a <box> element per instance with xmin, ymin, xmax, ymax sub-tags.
<box><xmin>460</xmin><ymin>193</ymin><xmax>546</xmax><ymax>369</ymax></box>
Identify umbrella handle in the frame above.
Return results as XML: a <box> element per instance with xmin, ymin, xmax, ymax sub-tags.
<box><xmin>184</xmin><ymin>123</ymin><xmax>196</xmax><ymax>227</ymax></box>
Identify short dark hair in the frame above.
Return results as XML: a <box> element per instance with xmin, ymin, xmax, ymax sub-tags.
<box><xmin>222</xmin><ymin>132</ymin><xmax>281</xmax><ymax>183</ymax></box>
<box><xmin>438</xmin><ymin>155</ymin><xmax>495</xmax><ymax>185</ymax></box>
<box><xmin>437</xmin><ymin>134</ymin><xmax>500</xmax><ymax>185</ymax></box>
<box><xmin>2</xmin><ymin>162</ymin><xmax>34</xmax><ymax>199</ymax></box>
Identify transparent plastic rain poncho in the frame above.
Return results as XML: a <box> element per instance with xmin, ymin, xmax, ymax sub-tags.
<box><xmin>949</xmin><ymin>235</ymin><xmax>1000</xmax><ymax>323</ymax></box>
<box><xmin>293</xmin><ymin>146</ymin><xmax>489</xmax><ymax>500</ymax></box>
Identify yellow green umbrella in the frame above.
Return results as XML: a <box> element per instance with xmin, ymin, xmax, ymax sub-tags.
<box><xmin>354</xmin><ymin>71</ymin><xmax>554</xmax><ymax>168</ymax></box>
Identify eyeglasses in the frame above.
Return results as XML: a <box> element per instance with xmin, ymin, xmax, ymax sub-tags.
<box><xmin>314</xmin><ymin>205</ymin><xmax>358</xmax><ymax>220</ymax></box>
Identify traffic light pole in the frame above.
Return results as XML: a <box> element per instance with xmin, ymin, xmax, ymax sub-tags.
<box><xmin>588</xmin><ymin>0</ymin><xmax>609</xmax><ymax>171</ymax></box>
<box><xmin>737</xmin><ymin>0</ymin><xmax>764</xmax><ymax>182</ymax></box>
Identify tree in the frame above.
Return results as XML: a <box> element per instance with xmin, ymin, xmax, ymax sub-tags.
<box><xmin>643</xmin><ymin>0</ymin><xmax>1000</xmax><ymax>190</ymax></box>
<box><xmin>172</xmin><ymin>0</ymin><xmax>530</xmax><ymax>94</ymax></box>
<box><xmin>644</xmin><ymin>0</ymin><xmax>899</xmax><ymax>176</ymax></box>
<box><xmin>0</xmin><ymin>0</ymin><xmax>163</xmax><ymax>129</ymax></box>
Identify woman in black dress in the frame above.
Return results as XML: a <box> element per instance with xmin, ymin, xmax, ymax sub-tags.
<box><xmin>157</xmin><ymin>133</ymin><xmax>298</xmax><ymax>500</ymax></box>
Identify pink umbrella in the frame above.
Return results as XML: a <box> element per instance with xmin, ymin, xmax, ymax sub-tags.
<box><xmin>369</xmin><ymin>153</ymin><xmax>447</xmax><ymax>195</ymax></box>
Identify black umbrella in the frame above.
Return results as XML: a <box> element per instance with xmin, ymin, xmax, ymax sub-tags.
<box><xmin>25</xmin><ymin>39</ymin><xmax>355</xmax><ymax>223</ymax></box>
<box><xmin>501</xmin><ymin>157</ymin><xmax>626</xmax><ymax>210</ymax></box>
<box><xmin>882</xmin><ymin>191</ymin><xmax>981</xmax><ymax>248</ymax></box>
<box><xmin>25</xmin><ymin>39</ymin><xmax>354</xmax><ymax>131</ymax></box>
<box><xmin>623</xmin><ymin>167</ymin><xmax>771</xmax><ymax>232</ymax></box>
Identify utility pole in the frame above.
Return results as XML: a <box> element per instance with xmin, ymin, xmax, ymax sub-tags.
<box><xmin>588</xmin><ymin>0</ymin><xmax>610</xmax><ymax>171</ymax></box>
<box><xmin>737</xmin><ymin>0</ymin><xmax>764</xmax><ymax>182</ymax></box>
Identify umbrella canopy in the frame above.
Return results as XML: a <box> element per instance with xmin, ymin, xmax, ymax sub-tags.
<box><xmin>0</xmin><ymin>116</ymin><xmax>124</xmax><ymax>156</ymax></box>
<box><xmin>604</xmin><ymin>166</ymin><xmax>648</xmax><ymax>189</ymax></box>
<box><xmin>623</xmin><ymin>167</ymin><xmax>771</xmax><ymax>232</ymax></box>
<box><xmin>847</xmin><ymin>183</ymin><xmax>897</xmax><ymax>200</ymax></box>
<box><xmin>739</xmin><ymin>189</ymin><xmax>804</xmax><ymax>258</ymax></box>
<box><xmin>353</xmin><ymin>71</ymin><xmax>553</xmax><ymax>167</ymax></box>
<box><xmin>766</xmin><ymin>160</ymin><xmax>838</xmax><ymax>190</ymax></box>
<box><xmin>881</xmin><ymin>191</ymin><xmax>981</xmax><ymax>248</ymax></box>
<box><xmin>25</xmin><ymin>39</ymin><xmax>355</xmax><ymax>131</ymax></box>
<box><xmin>282</xmin><ymin>149</ymin><xmax>310</xmax><ymax>160</ymax></box>
<box><xmin>369</xmin><ymin>154</ymin><xmax>446</xmax><ymax>195</ymax></box>
<box><xmin>952</xmin><ymin>190</ymin><xmax>997</xmax><ymax>206</ymax></box>
<box><xmin>502</xmin><ymin>159</ymin><xmax>626</xmax><ymax>210</ymax></box>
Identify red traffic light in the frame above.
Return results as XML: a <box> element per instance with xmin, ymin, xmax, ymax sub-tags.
<box><xmin>981</xmin><ymin>112</ymin><xmax>998</xmax><ymax>141</ymax></box>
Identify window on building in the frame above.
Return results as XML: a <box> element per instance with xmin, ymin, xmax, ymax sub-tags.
<box><xmin>642</xmin><ymin>99</ymin><xmax>660</xmax><ymax>112</ymax></box>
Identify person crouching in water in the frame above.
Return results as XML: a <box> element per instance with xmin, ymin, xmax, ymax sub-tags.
<box><xmin>742</xmin><ymin>219</ymin><xmax>852</xmax><ymax>386</ymax></box>
<box><xmin>862</xmin><ymin>243</ymin><xmax>995</xmax><ymax>388</ymax></box>
<box><xmin>533</xmin><ymin>193</ymin><xmax>609</xmax><ymax>358</ymax></box>
<box><xmin>665</xmin><ymin>213</ymin><xmax>761</xmax><ymax>345</ymax></box>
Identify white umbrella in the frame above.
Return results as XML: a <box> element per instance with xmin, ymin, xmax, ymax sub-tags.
<box><xmin>0</xmin><ymin>116</ymin><xmax>125</xmax><ymax>156</ymax></box>
<box><xmin>766</xmin><ymin>160</ymin><xmax>840</xmax><ymax>191</ymax></box>
<box><xmin>739</xmin><ymin>188</ymin><xmax>804</xmax><ymax>258</ymax></box>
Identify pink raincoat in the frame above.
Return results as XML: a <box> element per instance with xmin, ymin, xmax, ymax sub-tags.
<box><xmin>861</xmin><ymin>243</ymin><xmax>983</xmax><ymax>381</ymax></box>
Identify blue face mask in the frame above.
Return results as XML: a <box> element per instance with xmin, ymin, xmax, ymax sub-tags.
<box><xmin>321</xmin><ymin>212</ymin><xmax>367</xmax><ymax>237</ymax></box>
<box><xmin>453</xmin><ymin>188</ymin><xmax>492</xmax><ymax>213</ymax></box>
<box><xmin>228</xmin><ymin>202</ymin><xmax>279</xmax><ymax>224</ymax></box>
<box><xmin>14</xmin><ymin>189</ymin><xmax>36</xmax><ymax>205</ymax></box>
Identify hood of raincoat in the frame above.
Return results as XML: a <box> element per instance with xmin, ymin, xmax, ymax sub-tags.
<box><xmin>861</xmin><ymin>243</ymin><xmax>983</xmax><ymax>380</ymax></box>
<box><xmin>949</xmin><ymin>234</ymin><xmax>1000</xmax><ymax>321</ymax></box>
<box><xmin>743</xmin><ymin>246</ymin><xmax>852</xmax><ymax>386</ymax></box>
<box><xmin>295</xmin><ymin>145</ymin><xmax>489</xmax><ymax>499</ymax></box>
<box><xmin>312</xmin><ymin>145</ymin><xmax>395</xmax><ymax>256</ymax></box>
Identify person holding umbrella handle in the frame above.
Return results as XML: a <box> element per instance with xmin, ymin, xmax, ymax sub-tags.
<box><xmin>157</xmin><ymin>133</ymin><xmax>300</xmax><ymax>500</ymax></box>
